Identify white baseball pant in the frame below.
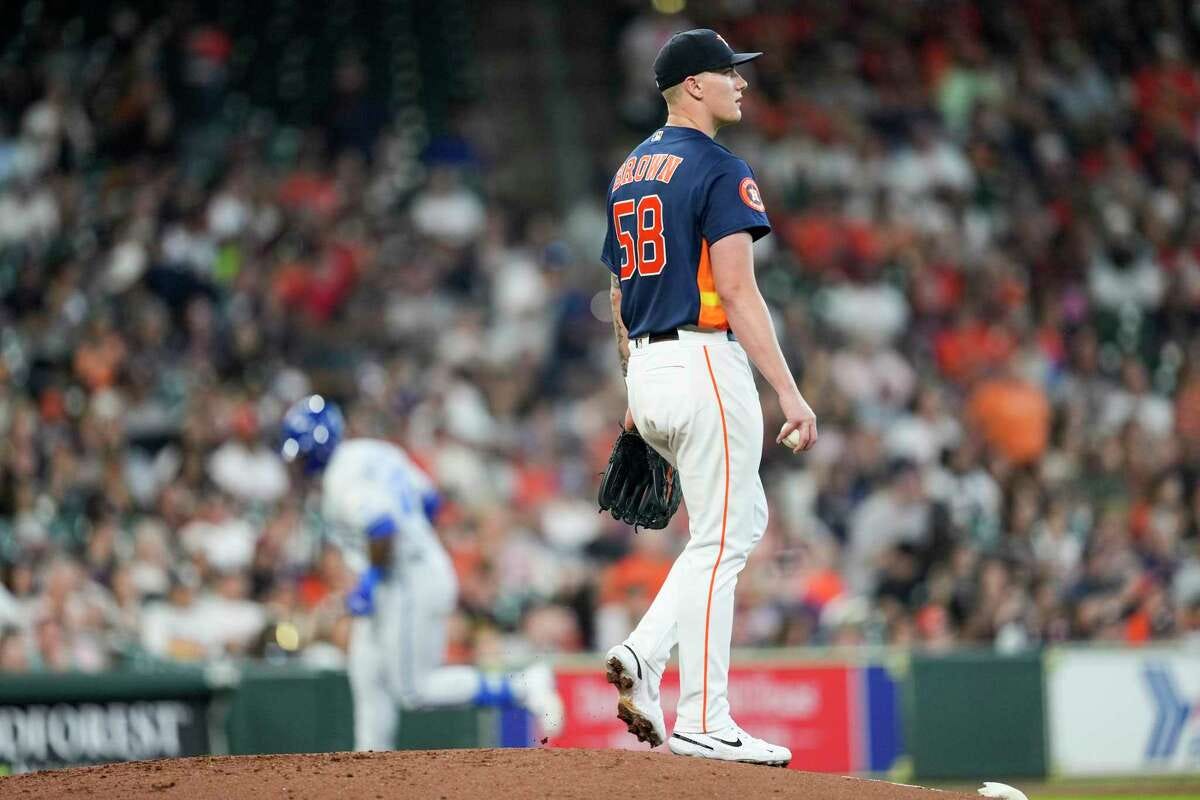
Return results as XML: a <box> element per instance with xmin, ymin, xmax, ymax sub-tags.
<box><xmin>623</xmin><ymin>328</ymin><xmax>769</xmax><ymax>734</ymax></box>
<box><xmin>348</xmin><ymin>552</ymin><xmax>481</xmax><ymax>751</ymax></box>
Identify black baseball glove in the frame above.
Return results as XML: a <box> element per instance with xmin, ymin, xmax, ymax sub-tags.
<box><xmin>597</xmin><ymin>429</ymin><xmax>682</xmax><ymax>531</ymax></box>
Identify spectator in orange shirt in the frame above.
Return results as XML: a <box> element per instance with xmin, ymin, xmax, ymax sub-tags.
<box><xmin>594</xmin><ymin>533</ymin><xmax>675</xmax><ymax>649</ymax></box>
<box><xmin>73</xmin><ymin>312</ymin><xmax>127</xmax><ymax>391</ymax></box>
<box><xmin>967</xmin><ymin>363</ymin><xmax>1050</xmax><ymax>465</ymax></box>
<box><xmin>934</xmin><ymin>306</ymin><xmax>1017</xmax><ymax>384</ymax></box>
<box><xmin>598</xmin><ymin>536</ymin><xmax>673</xmax><ymax>608</ymax></box>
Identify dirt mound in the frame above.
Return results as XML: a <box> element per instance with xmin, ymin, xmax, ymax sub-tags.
<box><xmin>3</xmin><ymin>748</ymin><xmax>977</xmax><ymax>800</ymax></box>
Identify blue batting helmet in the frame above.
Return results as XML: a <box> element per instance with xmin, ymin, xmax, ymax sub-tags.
<box><xmin>280</xmin><ymin>395</ymin><xmax>345</xmax><ymax>474</ymax></box>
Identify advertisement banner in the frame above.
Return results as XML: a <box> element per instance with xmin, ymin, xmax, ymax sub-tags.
<box><xmin>1048</xmin><ymin>649</ymin><xmax>1200</xmax><ymax>776</ymax></box>
<box><xmin>0</xmin><ymin>699</ymin><xmax>210</xmax><ymax>774</ymax></box>
<box><xmin>862</xmin><ymin>663</ymin><xmax>903</xmax><ymax>773</ymax></box>
<box><xmin>554</xmin><ymin>663</ymin><xmax>855</xmax><ymax>772</ymax></box>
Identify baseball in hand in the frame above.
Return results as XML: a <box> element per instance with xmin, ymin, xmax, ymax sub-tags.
<box><xmin>782</xmin><ymin>429</ymin><xmax>802</xmax><ymax>449</ymax></box>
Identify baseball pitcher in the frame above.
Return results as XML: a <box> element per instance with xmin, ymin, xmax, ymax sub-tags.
<box><xmin>600</xmin><ymin>30</ymin><xmax>817</xmax><ymax>767</ymax></box>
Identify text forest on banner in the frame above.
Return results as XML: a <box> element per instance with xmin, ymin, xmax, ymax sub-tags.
<box><xmin>0</xmin><ymin>700</ymin><xmax>209</xmax><ymax>774</ymax></box>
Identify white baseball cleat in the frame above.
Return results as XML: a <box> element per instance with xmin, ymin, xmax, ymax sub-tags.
<box><xmin>605</xmin><ymin>644</ymin><xmax>666</xmax><ymax>747</ymax></box>
<box><xmin>668</xmin><ymin>725</ymin><xmax>792</xmax><ymax>767</ymax></box>
<box><xmin>512</xmin><ymin>661</ymin><xmax>565</xmax><ymax>737</ymax></box>
<box><xmin>978</xmin><ymin>782</ymin><xmax>1029</xmax><ymax>800</ymax></box>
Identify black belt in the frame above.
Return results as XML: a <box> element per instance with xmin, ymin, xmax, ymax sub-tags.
<box><xmin>644</xmin><ymin>329</ymin><xmax>734</xmax><ymax>343</ymax></box>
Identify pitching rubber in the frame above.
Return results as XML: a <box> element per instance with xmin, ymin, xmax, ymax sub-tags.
<box><xmin>606</xmin><ymin>656</ymin><xmax>664</xmax><ymax>747</ymax></box>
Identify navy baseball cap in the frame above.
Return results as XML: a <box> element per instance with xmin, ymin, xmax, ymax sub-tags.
<box><xmin>653</xmin><ymin>29</ymin><xmax>762</xmax><ymax>91</ymax></box>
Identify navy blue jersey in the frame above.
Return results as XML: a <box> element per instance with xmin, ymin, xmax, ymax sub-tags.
<box><xmin>601</xmin><ymin>126</ymin><xmax>771</xmax><ymax>339</ymax></box>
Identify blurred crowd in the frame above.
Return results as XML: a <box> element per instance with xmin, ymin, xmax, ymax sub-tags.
<box><xmin>2</xmin><ymin>1</ymin><xmax>1200</xmax><ymax>677</ymax></box>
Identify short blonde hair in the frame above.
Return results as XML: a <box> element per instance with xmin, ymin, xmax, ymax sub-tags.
<box><xmin>661</xmin><ymin>83</ymin><xmax>684</xmax><ymax>106</ymax></box>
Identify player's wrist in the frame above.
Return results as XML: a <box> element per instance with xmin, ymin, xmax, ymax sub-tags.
<box><xmin>769</xmin><ymin>375</ymin><xmax>801</xmax><ymax>400</ymax></box>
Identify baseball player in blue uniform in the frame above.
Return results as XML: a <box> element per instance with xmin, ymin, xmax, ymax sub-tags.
<box><xmin>601</xmin><ymin>30</ymin><xmax>818</xmax><ymax>767</ymax></box>
<box><xmin>280</xmin><ymin>396</ymin><xmax>563</xmax><ymax>751</ymax></box>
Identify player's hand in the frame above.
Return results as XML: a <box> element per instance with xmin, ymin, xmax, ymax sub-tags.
<box><xmin>346</xmin><ymin>566</ymin><xmax>381</xmax><ymax>617</ymax></box>
<box><xmin>346</xmin><ymin>584</ymin><xmax>375</xmax><ymax>616</ymax></box>
<box><xmin>623</xmin><ymin>407</ymin><xmax>636</xmax><ymax>431</ymax></box>
<box><xmin>777</xmin><ymin>391</ymin><xmax>817</xmax><ymax>453</ymax></box>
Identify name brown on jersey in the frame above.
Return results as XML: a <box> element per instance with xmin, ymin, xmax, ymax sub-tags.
<box><xmin>611</xmin><ymin>155</ymin><xmax>684</xmax><ymax>194</ymax></box>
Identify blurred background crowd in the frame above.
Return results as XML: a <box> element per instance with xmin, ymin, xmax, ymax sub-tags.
<box><xmin>2</xmin><ymin>0</ymin><xmax>1200</xmax><ymax>676</ymax></box>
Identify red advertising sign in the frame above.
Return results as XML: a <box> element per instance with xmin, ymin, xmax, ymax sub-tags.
<box><xmin>552</xmin><ymin>663</ymin><xmax>855</xmax><ymax>772</ymax></box>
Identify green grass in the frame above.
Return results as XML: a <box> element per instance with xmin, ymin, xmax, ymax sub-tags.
<box><xmin>937</xmin><ymin>778</ymin><xmax>1200</xmax><ymax>799</ymax></box>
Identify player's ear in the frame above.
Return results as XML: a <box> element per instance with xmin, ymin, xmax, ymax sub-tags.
<box><xmin>684</xmin><ymin>74</ymin><xmax>703</xmax><ymax>100</ymax></box>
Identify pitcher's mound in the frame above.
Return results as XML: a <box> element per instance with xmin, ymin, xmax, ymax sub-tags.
<box><xmin>3</xmin><ymin>748</ymin><xmax>976</xmax><ymax>800</ymax></box>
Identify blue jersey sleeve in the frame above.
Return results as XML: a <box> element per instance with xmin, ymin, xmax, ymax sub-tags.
<box><xmin>601</xmin><ymin>212</ymin><xmax>619</xmax><ymax>275</ymax></box>
<box><xmin>700</xmin><ymin>159</ymin><xmax>771</xmax><ymax>245</ymax></box>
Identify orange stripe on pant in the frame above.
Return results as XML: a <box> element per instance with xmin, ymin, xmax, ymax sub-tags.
<box><xmin>700</xmin><ymin>345</ymin><xmax>730</xmax><ymax>733</ymax></box>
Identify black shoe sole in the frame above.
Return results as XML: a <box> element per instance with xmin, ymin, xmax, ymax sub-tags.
<box><xmin>605</xmin><ymin>656</ymin><xmax>664</xmax><ymax>748</ymax></box>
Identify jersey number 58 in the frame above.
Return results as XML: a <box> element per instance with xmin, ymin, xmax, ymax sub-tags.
<box><xmin>613</xmin><ymin>195</ymin><xmax>666</xmax><ymax>279</ymax></box>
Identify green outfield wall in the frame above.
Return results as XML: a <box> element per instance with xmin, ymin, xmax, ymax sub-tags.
<box><xmin>224</xmin><ymin>667</ymin><xmax>355</xmax><ymax>754</ymax></box>
<box><xmin>906</xmin><ymin>651</ymin><xmax>1047</xmax><ymax>779</ymax></box>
